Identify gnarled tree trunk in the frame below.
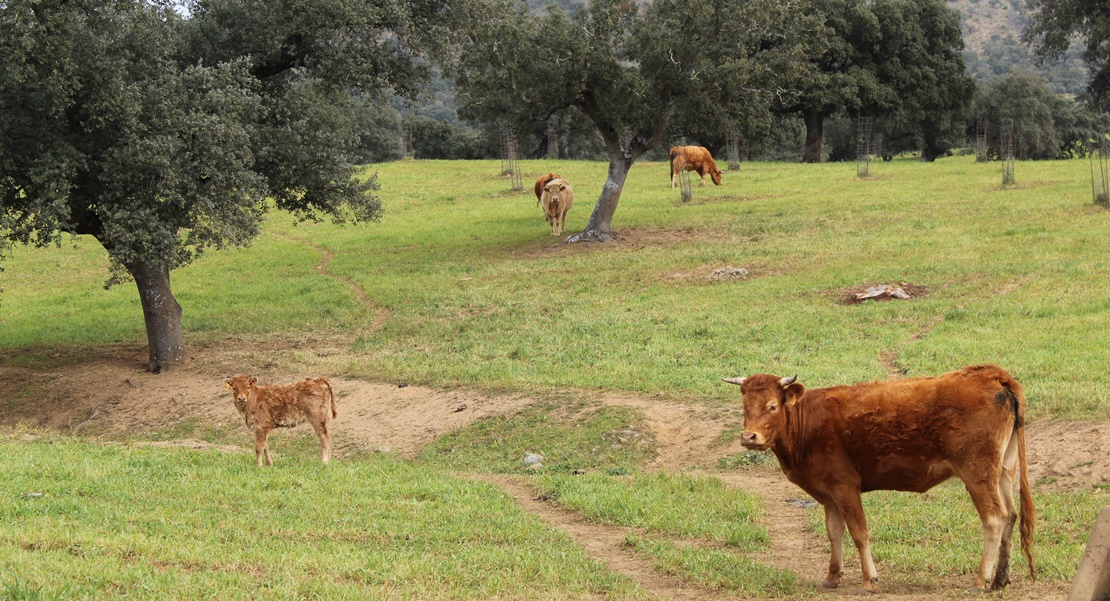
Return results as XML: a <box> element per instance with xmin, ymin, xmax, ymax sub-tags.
<box><xmin>127</xmin><ymin>260</ymin><xmax>185</xmax><ymax>373</ymax></box>
<box><xmin>566</xmin><ymin>151</ymin><xmax>633</xmax><ymax>243</ymax></box>
<box><xmin>803</xmin><ymin>109</ymin><xmax>825</xmax><ymax>163</ymax></box>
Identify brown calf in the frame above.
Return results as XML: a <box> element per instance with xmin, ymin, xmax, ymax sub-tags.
<box><xmin>225</xmin><ymin>375</ymin><xmax>337</xmax><ymax>466</ymax></box>
<box><xmin>669</xmin><ymin>145</ymin><xmax>722</xmax><ymax>188</ymax></box>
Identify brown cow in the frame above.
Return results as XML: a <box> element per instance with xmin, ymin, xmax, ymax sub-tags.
<box><xmin>540</xmin><ymin>177</ymin><xmax>574</xmax><ymax>236</ymax></box>
<box><xmin>669</xmin><ymin>145</ymin><xmax>722</xmax><ymax>188</ymax></box>
<box><xmin>723</xmin><ymin>365</ymin><xmax>1034</xmax><ymax>593</ymax></box>
<box><xmin>225</xmin><ymin>375</ymin><xmax>337</xmax><ymax>466</ymax></box>
<box><xmin>534</xmin><ymin>173</ymin><xmax>561</xmax><ymax>206</ymax></box>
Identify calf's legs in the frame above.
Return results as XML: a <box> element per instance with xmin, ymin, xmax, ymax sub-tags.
<box><xmin>829</xmin><ymin>487</ymin><xmax>879</xmax><ymax>593</ymax></box>
<box><xmin>254</xmin><ymin>429</ymin><xmax>273</xmax><ymax>467</ymax></box>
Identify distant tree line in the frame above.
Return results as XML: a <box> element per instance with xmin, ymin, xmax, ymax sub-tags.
<box><xmin>353</xmin><ymin>0</ymin><xmax>1109</xmax><ymax>165</ymax></box>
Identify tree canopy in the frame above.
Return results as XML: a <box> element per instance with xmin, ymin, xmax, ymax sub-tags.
<box><xmin>0</xmin><ymin>0</ymin><xmax>462</xmax><ymax>371</ymax></box>
<box><xmin>1024</xmin><ymin>0</ymin><xmax>1110</xmax><ymax>109</ymax></box>
<box><xmin>778</xmin><ymin>0</ymin><xmax>973</xmax><ymax>162</ymax></box>
<box><xmin>447</xmin><ymin>0</ymin><xmax>818</xmax><ymax>241</ymax></box>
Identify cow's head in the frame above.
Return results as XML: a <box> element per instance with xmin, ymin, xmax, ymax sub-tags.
<box><xmin>722</xmin><ymin>373</ymin><xmax>805</xmax><ymax>450</ymax></box>
<box><xmin>710</xmin><ymin>168</ymin><xmax>723</xmax><ymax>186</ymax></box>
<box><xmin>224</xmin><ymin>374</ymin><xmax>258</xmax><ymax>413</ymax></box>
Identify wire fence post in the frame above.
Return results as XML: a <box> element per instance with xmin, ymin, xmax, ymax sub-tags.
<box><xmin>727</xmin><ymin>129</ymin><xmax>741</xmax><ymax>172</ymax></box>
<box><xmin>676</xmin><ymin>147</ymin><xmax>692</xmax><ymax>203</ymax></box>
<box><xmin>1091</xmin><ymin>136</ymin><xmax>1110</xmax><ymax>207</ymax></box>
<box><xmin>1001</xmin><ymin>122</ymin><xmax>1016</xmax><ymax>186</ymax></box>
<box><xmin>399</xmin><ymin>117</ymin><xmax>414</xmax><ymax>160</ymax></box>
<box><xmin>547</xmin><ymin>121</ymin><xmax>559</xmax><ymax>159</ymax></box>
<box><xmin>976</xmin><ymin>115</ymin><xmax>990</xmax><ymax>162</ymax></box>
<box><xmin>856</xmin><ymin>116</ymin><xmax>872</xmax><ymax>178</ymax></box>
<box><xmin>506</xmin><ymin>131</ymin><xmax>522</xmax><ymax>191</ymax></box>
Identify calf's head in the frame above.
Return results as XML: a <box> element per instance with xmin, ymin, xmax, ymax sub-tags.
<box><xmin>544</xmin><ymin>180</ymin><xmax>569</xmax><ymax>205</ymax></box>
<box><xmin>722</xmin><ymin>373</ymin><xmax>804</xmax><ymax>450</ymax></box>
<box><xmin>224</xmin><ymin>375</ymin><xmax>258</xmax><ymax>413</ymax></box>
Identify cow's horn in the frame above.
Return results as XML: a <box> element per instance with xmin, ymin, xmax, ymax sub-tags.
<box><xmin>780</xmin><ymin>375</ymin><xmax>797</xmax><ymax>387</ymax></box>
<box><xmin>721</xmin><ymin>377</ymin><xmax>746</xmax><ymax>386</ymax></box>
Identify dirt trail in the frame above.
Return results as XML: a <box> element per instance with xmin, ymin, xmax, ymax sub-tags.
<box><xmin>0</xmin><ymin>345</ymin><xmax>1101</xmax><ymax>600</ymax></box>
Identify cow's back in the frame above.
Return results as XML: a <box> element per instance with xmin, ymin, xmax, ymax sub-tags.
<box><xmin>787</xmin><ymin>365</ymin><xmax>1022</xmax><ymax>494</ymax></box>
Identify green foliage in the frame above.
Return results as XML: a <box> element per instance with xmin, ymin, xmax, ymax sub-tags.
<box><xmin>973</xmin><ymin>70</ymin><xmax>1065</xmax><ymax>159</ymax></box>
<box><xmin>422</xmin><ymin>401</ymin><xmax>655</xmax><ymax>474</ymax></box>
<box><xmin>0</xmin><ymin>436</ymin><xmax>644</xmax><ymax>600</ymax></box>
<box><xmin>1024</xmin><ymin>0</ymin><xmax>1110</xmax><ymax>109</ymax></box>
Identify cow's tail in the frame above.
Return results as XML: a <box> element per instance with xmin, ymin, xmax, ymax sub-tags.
<box><xmin>668</xmin><ymin>147</ymin><xmax>676</xmax><ymax>182</ymax></box>
<box><xmin>1004</xmin><ymin>375</ymin><xmax>1035</xmax><ymax>581</ymax></box>
<box><xmin>324</xmin><ymin>378</ymin><xmax>337</xmax><ymax>419</ymax></box>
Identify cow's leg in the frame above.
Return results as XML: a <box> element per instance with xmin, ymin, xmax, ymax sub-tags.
<box><xmin>254</xmin><ymin>429</ymin><xmax>273</xmax><ymax>467</ymax></box>
<box><xmin>309</xmin><ymin>412</ymin><xmax>332</xmax><ymax>465</ymax></box>
<box><xmin>671</xmin><ymin>172</ymin><xmax>677</xmax><ymax>188</ymax></box>
<box><xmin>831</xmin><ymin>487</ymin><xmax>878</xmax><ymax>593</ymax></box>
<box><xmin>991</xmin><ymin>468</ymin><xmax>1018</xmax><ymax>589</ymax></box>
<box><xmin>822</xmin><ymin>504</ymin><xmax>846</xmax><ymax>588</ymax></box>
<box><xmin>963</xmin><ymin>473</ymin><xmax>1007</xmax><ymax>592</ymax></box>
<box><xmin>698</xmin><ymin>172</ymin><xmax>706</xmax><ymax>187</ymax></box>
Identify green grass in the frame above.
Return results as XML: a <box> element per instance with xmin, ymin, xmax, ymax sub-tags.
<box><xmin>801</xmin><ymin>480</ymin><xmax>1105</xmax><ymax>585</ymax></box>
<box><xmin>3</xmin><ymin>156</ymin><xmax>1108</xmax><ymax>419</ymax></box>
<box><xmin>0</xmin><ymin>436</ymin><xmax>644</xmax><ymax>601</ymax></box>
<box><xmin>625</xmin><ymin>536</ymin><xmax>806</xmax><ymax>596</ymax></box>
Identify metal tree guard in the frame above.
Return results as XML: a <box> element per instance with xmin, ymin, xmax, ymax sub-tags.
<box><xmin>1000</xmin><ymin>124</ymin><xmax>1016</xmax><ymax>186</ymax></box>
<box><xmin>1091</xmin><ymin>136</ymin><xmax>1110</xmax><ymax>207</ymax></box>
<box><xmin>506</xmin><ymin>133</ymin><xmax>523</xmax><ymax>191</ymax></box>
<box><xmin>547</xmin><ymin>122</ymin><xmax>559</xmax><ymax>159</ymax></box>
<box><xmin>976</xmin><ymin>115</ymin><xmax>990</xmax><ymax>162</ymax></box>
<box><xmin>499</xmin><ymin>125</ymin><xmax>512</xmax><ymax>176</ymax></box>
<box><xmin>675</xmin><ymin>147</ymin><xmax>693</xmax><ymax>203</ymax></box>
<box><xmin>856</xmin><ymin>117</ymin><xmax>873</xmax><ymax>178</ymax></box>
<box><xmin>727</xmin><ymin>129</ymin><xmax>741</xmax><ymax>172</ymax></box>
<box><xmin>399</xmin><ymin>117</ymin><xmax>414</xmax><ymax>160</ymax></box>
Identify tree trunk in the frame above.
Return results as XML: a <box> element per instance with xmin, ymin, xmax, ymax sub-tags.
<box><xmin>127</xmin><ymin>260</ymin><xmax>185</xmax><ymax>373</ymax></box>
<box><xmin>566</xmin><ymin>152</ymin><xmax>633</xmax><ymax>243</ymax></box>
<box><xmin>802</xmin><ymin>109</ymin><xmax>825</xmax><ymax>163</ymax></box>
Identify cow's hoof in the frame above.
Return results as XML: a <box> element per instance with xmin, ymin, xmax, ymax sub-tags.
<box><xmin>820</xmin><ymin>580</ymin><xmax>839</xmax><ymax>589</ymax></box>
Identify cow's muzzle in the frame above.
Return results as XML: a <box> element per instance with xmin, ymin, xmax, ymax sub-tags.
<box><xmin>740</xmin><ymin>431</ymin><xmax>767</xmax><ymax>449</ymax></box>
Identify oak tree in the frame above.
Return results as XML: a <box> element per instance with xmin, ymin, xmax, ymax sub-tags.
<box><xmin>0</xmin><ymin>0</ymin><xmax>459</xmax><ymax>372</ymax></box>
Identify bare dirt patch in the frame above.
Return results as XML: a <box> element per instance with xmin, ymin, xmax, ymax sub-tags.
<box><xmin>0</xmin><ymin>343</ymin><xmax>1105</xmax><ymax>600</ymax></box>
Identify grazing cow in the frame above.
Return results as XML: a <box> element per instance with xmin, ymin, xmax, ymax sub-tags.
<box><xmin>225</xmin><ymin>375</ymin><xmax>337</xmax><ymax>466</ymax></box>
<box><xmin>540</xmin><ymin>178</ymin><xmax>574</xmax><ymax>236</ymax></box>
<box><xmin>723</xmin><ymin>365</ymin><xmax>1034</xmax><ymax>593</ymax></box>
<box><xmin>669</xmin><ymin>145</ymin><xmax>722</xmax><ymax>188</ymax></box>
<box><xmin>534</xmin><ymin>173</ymin><xmax>561</xmax><ymax>206</ymax></box>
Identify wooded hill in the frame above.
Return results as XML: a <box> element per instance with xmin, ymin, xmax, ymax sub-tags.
<box><xmin>948</xmin><ymin>0</ymin><xmax>1088</xmax><ymax>94</ymax></box>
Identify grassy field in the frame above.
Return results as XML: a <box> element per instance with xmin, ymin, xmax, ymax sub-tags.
<box><xmin>2</xmin><ymin>155</ymin><xmax>1109</xmax><ymax>598</ymax></box>
<box><xmin>3</xmin><ymin>155</ymin><xmax>1108</xmax><ymax>418</ymax></box>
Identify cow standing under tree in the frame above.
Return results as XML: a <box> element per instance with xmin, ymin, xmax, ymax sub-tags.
<box><xmin>540</xmin><ymin>178</ymin><xmax>575</xmax><ymax>236</ymax></box>
<box><xmin>534</xmin><ymin>173</ymin><xmax>561</xmax><ymax>206</ymax></box>
<box><xmin>723</xmin><ymin>364</ymin><xmax>1035</xmax><ymax>593</ymax></box>
<box><xmin>669</xmin><ymin>146</ymin><xmax>723</xmax><ymax>188</ymax></box>
<box><xmin>225</xmin><ymin>375</ymin><xmax>337</xmax><ymax>467</ymax></box>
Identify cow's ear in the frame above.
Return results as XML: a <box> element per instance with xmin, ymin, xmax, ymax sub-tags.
<box><xmin>784</xmin><ymin>382</ymin><xmax>806</xmax><ymax>406</ymax></box>
<box><xmin>559</xmin><ymin>184</ymin><xmax>567</xmax><ymax>191</ymax></box>
<box><xmin>224</xmin><ymin>379</ymin><xmax>233</xmax><ymax>389</ymax></box>
<box><xmin>249</xmin><ymin>376</ymin><xmax>257</xmax><ymax>385</ymax></box>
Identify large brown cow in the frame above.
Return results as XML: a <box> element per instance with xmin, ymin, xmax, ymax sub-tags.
<box><xmin>723</xmin><ymin>365</ymin><xmax>1034</xmax><ymax>593</ymax></box>
<box><xmin>534</xmin><ymin>173</ymin><xmax>561</xmax><ymax>206</ymax></box>
<box><xmin>669</xmin><ymin>146</ymin><xmax>722</xmax><ymax>188</ymax></box>
<box><xmin>225</xmin><ymin>375</ymin><xmax>337</xmax><ymax>466</ymax></box>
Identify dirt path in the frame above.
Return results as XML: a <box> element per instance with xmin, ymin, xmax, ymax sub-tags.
<box><xmin>0</xmin><ymin>345</ymin><xmax>1101</xmax><ymax>600</ymax></box>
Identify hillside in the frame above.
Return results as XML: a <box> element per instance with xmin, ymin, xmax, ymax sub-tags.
<box><xmin>948</xmin><ymin>0</ymin><xmax>1088</xmax><ymax>94</ymax></box>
